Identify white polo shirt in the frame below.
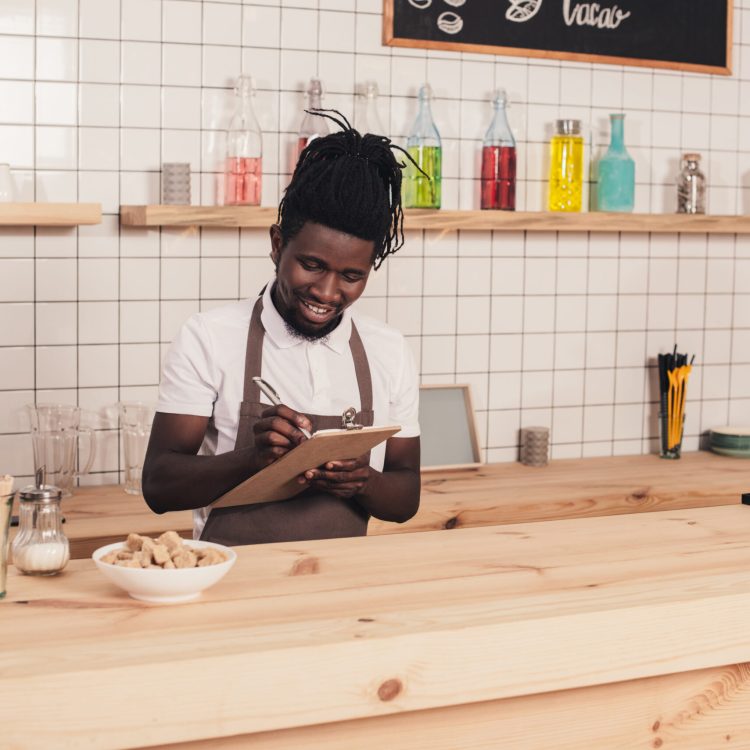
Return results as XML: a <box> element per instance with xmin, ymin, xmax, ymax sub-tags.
<box><xmin>156</xmin><ymin>282</ymin><xmax>420</xmax><ymax>534</ymax></box>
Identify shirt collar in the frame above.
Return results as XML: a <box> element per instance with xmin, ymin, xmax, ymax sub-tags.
<box><xmin>260</xmin><ymin>279</ymin><xmax>352</xmax><ymax>354</ymax></box>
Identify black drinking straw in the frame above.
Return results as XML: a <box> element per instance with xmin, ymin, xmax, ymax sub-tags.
<box><xmin>658</xmin><ymin>353</ymin><xmax>669</xmax><ymax>453</ymax></box>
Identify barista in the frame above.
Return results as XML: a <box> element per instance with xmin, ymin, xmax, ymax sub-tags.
<box><xmin>142</xmin><ymin>111</ymin><xmax>421</xmax><ymax>545</ymax></box>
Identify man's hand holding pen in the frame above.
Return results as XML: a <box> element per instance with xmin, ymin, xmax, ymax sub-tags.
<box><xmin>251</xmin><ymin>403</ymin><xmax>313</xmax><ymax>469</ymax></box>
<box><xmin>250</xmin><ymin>376</ymin><xmax>371</xmax><ymax>498</ymax></box>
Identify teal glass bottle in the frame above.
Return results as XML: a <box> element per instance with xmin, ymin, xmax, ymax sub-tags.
<box><xmin>597</xmin><ymin>113</ymin><xmax>635</xmax><ymax>212</ymax></box>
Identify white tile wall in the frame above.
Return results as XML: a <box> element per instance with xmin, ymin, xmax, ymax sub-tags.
<box><xmin>2</xmin><ymin>1</ymin><xmax>750</xmax><ymax>486</ymax></box>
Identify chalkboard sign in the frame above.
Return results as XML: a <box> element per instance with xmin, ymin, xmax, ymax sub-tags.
<box><xmin>384</xmin><ymin>0</ymin><xmax>732</xmax><ymax>75</ymax></box>
<box><xmin>419</xmin><ymin>384</ymin><xmax>481</xmax><ymax>471</ymax></box>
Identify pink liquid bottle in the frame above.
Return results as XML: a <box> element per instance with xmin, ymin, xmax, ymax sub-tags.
<box><xmin>224</xmin><ymin>75</ymin><xmax>262</xmax><ymax>206</ymax></box>
<box><xmin>481</xmin><ymin>89</ymin><xmax>516</xmax><ymax>211</ymax></box>
<box><xmin>297</xmin><ymin>78</ymin><xmax>329</xmax><ymax>159</ymax></box>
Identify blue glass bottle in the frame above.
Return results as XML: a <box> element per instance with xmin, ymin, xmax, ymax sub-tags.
<box><xmin>597</xmin><ymin>113</ymin><xmax>635</xmax><ymax>212</ymax></box>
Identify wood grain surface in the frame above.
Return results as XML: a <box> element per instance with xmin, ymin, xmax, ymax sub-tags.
<box><xmin>29</xmin><ymin>451</ymin><xmax>748</xmax><ymax>559</ymax></box>
<box><xmin>0</xmin><ymin>202</ymin><xmax>102</xmax><ymax>226</ymax></box>
<box><xmin>119</xmin><ymin>206</ymin><xmax>750</xmax><ymax>233</ymax></box>
<box><xmin>154</xmin><ymin>663</ymin><xmax>750</xmax><ymax>749</ymax></box>
<box><xmin>3</xmin><ymin>505</ymin><xmax>750</xmax><ymax>748</ymax></box>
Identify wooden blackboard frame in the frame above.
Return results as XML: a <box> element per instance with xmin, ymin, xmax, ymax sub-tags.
<box><xmin>383</xmin><ymin>0</ymin><xmax>732</xmax><ymax>76</ymax></box>
<box><xmin>419</xmin><ymin>383</ymin><xmax>482</xmax><ymax>472</ymax></box>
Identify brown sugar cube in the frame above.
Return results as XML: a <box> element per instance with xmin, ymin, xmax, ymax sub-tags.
<box><xmin>156</xmin><ymin>531</ymin><xmax>183</xmax><ymax>553</ymax></box>
<box><xmin>142</xmin><ymin>538</ymin><xmax>169</xmax><ymax>565</ymax></box>
<box><xmin>197</xmin><ymin>548</ymin><xmax>224</xmax><ymax>566</ymax></box>
<box><xmin>172</xmin><ymin>549</ymin><xmax>198</xmax><ymax>569</ymax></box>
<box><xmin>169</xmin><ymin>545</ymin><xmax>187</xmax><ymax>561</ymax></box>
<box><xmin>117</xmin><ymin>559</ymin><xmax>142</xmax><ymax>568</ymax></box>
<box><xmin>116</xmin><ymin>549</ymin><xmax>134</xmax><ymax>561</ymax></box>
<box><xmin>151</xmin><ymin>543</ymin><xmax>170</xmax><ymax>566</ymax></box>
<box><xmin>136</xmin><ymin>549</ymin><xmax>152</xmax><ymax>568</ymax></box>
<box><xmin>163</xmin><ymin>559</ymin><xmax>175</xmax><ymax>569</ymax></box>
<box><xmin>101</xmin><ymin>550</ymin><xmax>119</xmax><ymax>564</ymax></box>
<box><xmin>125</xmin><ymin>533</ymin><xmax>145</xmax><ymax>551</ymax></box>
<box><xmin>141</xmin><ymin>537</ymin><xmax>155</xmax><ymax>553</ymax></box>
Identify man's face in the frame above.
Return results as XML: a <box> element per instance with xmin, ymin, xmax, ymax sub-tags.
<box><xmin>270</xmin><ymin>222</ymin><xmax>375</xmax><ymax>340</ymax></box>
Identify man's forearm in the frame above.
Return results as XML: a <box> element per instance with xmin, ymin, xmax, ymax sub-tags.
<box><xmin>354</xmin><ymin>468</ymin><xmax>420</xmax><ymax>523</ymax></box>
<box><xmin>142</xmin><ymin>448</ymin><xmax>257</xmax><ymax>514</ymax></box>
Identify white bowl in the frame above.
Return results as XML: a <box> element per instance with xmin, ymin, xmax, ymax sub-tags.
<box><xmin>92</xmin><ymin>539</ymin><xmax>236</xmax><ymax>603</ymax></box>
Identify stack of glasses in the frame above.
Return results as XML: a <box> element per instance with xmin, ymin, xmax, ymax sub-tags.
<box><xmin>519</xmin><ymin>426</ymin><xmax>549</xmax><ymax>467</ymax></box>
<box><xmin>161</xmin><ymin>163</ymin><xmax>191</xmax><ymax>205</ymax></box>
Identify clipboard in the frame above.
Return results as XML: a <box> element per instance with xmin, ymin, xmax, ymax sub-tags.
<box><xmin>210</xmin><ymin>424</ymin><xmax>401</xmax><ymax>509</ymax></box>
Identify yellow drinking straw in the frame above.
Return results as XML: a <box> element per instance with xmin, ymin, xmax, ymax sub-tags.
<box><xmin>667</xmin><ymin>367</ymin><xmax>677</xmax><ymax>449</ymax></box>
<box><xmin>674</xmin><ymin>362</ymin><xmax>692</xmax><ymax>449</ymax></box>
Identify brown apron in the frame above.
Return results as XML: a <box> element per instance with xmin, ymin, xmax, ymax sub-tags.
<box><xmin>200</xmin><ymin>296</ymin><xmax>375</xmax><ymax>546</ymax></box>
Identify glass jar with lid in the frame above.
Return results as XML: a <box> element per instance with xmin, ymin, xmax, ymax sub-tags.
<box><xmin>677</xmin><ymin>153</ymin><xmax>705</xmax><ymax>214</ymax></box>
<box><xmin>11</xmin><ymin>470</ymin><xmax>69</xmax><ymax>576</ymax></box>
<box><xmin>548</xmin><ymin>119</ymin><xmax>584</xmax><ymax>212</ymax></box>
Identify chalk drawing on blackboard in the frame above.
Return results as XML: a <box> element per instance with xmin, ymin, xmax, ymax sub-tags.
<box><xmin>386</xmin><ymin>0</ymin><xmax>731</xmax><ymax>75</ymax></box>
<box><xmin>408</xmin><ymin>0</ymin><xmax>432</xmax><ymax>8</ymax></box>
<box><xmin>437</xmin><ymin>11</ymin><xmax>463</xmax><ymax>33</ymax></box>
<box><xmin>505</xmin><ymin>0</ymin><xmax>542</xmax><ymax>23</ymax></box>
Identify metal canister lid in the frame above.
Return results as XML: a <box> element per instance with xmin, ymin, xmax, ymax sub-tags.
<box><xmin>18</xmin><ymin>484</ymin><xmax>62</xmax><ymax>503</ymax></box>
<box><xmin>18</xmin><ymin>467</ymin><xmax>62</xmax><ymax>503</ymax></box>
<box><xmin>556</xmin><ymin>119</ymin><xmax>581</xmax><ymax>135</ymax></box>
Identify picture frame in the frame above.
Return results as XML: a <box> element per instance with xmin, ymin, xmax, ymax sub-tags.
<box><xmin>419</xmin><ymin>383</ymin><xmax>482</xmax><ymax>472</ymax></box>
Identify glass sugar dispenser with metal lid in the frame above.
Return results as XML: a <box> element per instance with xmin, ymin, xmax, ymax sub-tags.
<box><xmin>11</xmin><ymin>469</ymin><xmax>69</xmax><ymax>576</ymax></box>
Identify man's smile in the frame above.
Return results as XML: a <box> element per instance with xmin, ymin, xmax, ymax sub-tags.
<box><xmin>299</xmin><ymin>296</ymin><xmax>338</xmax><ymax>321</ymax></box>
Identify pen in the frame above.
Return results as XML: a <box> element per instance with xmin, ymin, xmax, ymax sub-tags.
<box><xmin>252</xmin><ymin>376</ymin><xmax>312</xmax><ymax>439</ymax></box>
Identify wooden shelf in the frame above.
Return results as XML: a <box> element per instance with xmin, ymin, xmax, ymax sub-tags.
<box><xmin>0</xmin><ymin>202</ymin><xmax>102</xmax><ymax>226</ymax></box>
<box><xmin>121</xmin><ymin>205</ymin><xmax>277</xmax><ymax>228</ymax></box>
<box><xmin>119</xmin><ymin>205</ymin><xmax>750</xmax><ymax>234</ymax></box>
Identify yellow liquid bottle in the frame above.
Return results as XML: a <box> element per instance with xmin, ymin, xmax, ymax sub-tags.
<box><xmin>548</xmin><ymin>119</ymin><xmax>584</xmax><ymax>212</ymax></box>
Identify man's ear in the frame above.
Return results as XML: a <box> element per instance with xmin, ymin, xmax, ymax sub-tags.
<box><xmin>269</xmin><ymin>224</ymin><xmax>282</xmax><ymax>268</ymax></box>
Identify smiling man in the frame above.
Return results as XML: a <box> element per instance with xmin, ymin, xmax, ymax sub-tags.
<box><xmin>142</xmin><ymin>112</ymin><xmax>421</xmax><ymax>545</ymax></box>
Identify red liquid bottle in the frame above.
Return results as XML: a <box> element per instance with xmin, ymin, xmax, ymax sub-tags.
<box><xmin>297</xmin><ymin>78</ymin><xmax>329</xmax><ymax>161</ymax></box>
<box><xmin>480</xmin><ymin>90</ymin><xmax>516</xmax><ymax>210</ymax></box>
<box><xmin>224</xmin><ymin>75</ymin><xmax>262</xmax><ymax>206</ymax></box>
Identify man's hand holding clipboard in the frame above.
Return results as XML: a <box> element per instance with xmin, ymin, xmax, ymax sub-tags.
<box><xmin>213</xmin><ymin>376</ymin><xmax>401</xmax><ymax>510</ymax></box>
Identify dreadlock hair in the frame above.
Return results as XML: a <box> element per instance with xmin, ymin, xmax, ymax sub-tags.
<box><xmin>277</xmin><ymin>109</ymin><xmax>416</xmax><ymax>270</ymax></box>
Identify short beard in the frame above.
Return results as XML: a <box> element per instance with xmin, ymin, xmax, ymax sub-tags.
<box><xmin>270</xmin><ymin>281</ymin><xmax>342</xmax><ymax>342</ymax></box>
<box><xmin>282</xmin><ymin>319</ymin><xmax>336</xmax><ymax>344</ymax></box>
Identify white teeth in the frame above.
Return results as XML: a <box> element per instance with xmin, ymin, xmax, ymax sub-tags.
<box><xmin>302</xmin><ymin>300</ymin><xmax>329</xmax><ymax>315</ymax></box>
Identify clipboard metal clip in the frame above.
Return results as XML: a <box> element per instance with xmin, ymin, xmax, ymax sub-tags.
<box><xmin>341</xmin><ymin>407</ymin><xmax>363</xmax><ymax>430</ymax></box>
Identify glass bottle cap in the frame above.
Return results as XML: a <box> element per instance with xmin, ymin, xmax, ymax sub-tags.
<box><xmin>556</xmin><ymin>119</ymin><xmax>581</xmax><ymax>135</ymax></box>
<box><xmin>493</xmin><ymin>89</ymin><xmax>508</xmax><ymax>105</ymax></box>
<box><xmin>683</xmin><ymin>152</ymin><xmax>701</xmax><ymax>161</ymax></box>
<box><xmin>308</xmin><ymin>77</ymin><xmax>323</xmax><ymax>96</ymax></box>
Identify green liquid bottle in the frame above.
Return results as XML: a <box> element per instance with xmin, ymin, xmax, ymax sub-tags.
<box><xmin>404</xmin><ymin>84</ymin><xmax>442</xmax><ymax>209</ymax></box>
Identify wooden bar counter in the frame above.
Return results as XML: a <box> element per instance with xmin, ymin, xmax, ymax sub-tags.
<box><xmin>19</xmin><ymin>451</ymin><xmax>749</xmax><ymax>559</ymax></box>
<box><xmin>3</xmin><ymin>504</ymin><xmax>750</xmax><ymax>748</ymax></box>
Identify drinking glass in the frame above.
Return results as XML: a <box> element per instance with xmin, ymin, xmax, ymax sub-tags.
<box><xmin>26</xmin><ymin>404</ymin><xmax>96</xmax><ymax>498</ymax></box>
<box><xmin>118</xmin><ymin>402</ymin><xmax>154</xmax><ymax>495</ymax></box>
<box><xmin>0</xmin><ymin>490</ymin><xmax>14</xmax><ymax>598</ymax></box>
